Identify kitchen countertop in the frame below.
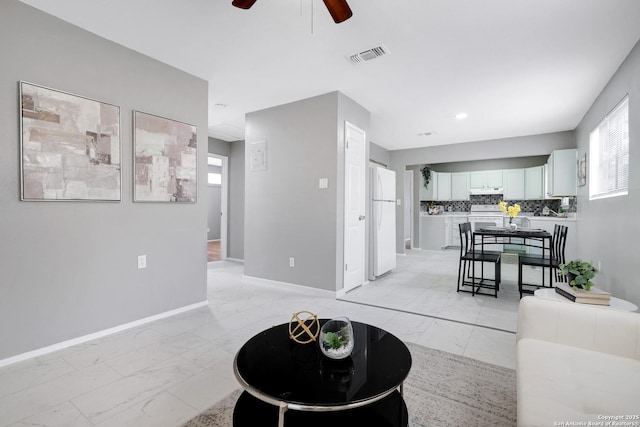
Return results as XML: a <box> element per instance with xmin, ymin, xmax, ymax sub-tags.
<box><xmin>525</xmin><ymin>215</ymin><xmax>576</xmax><ymax>221</ymax></box>
<box><xmin>420</xmin><ymin>212</ymin><xmax>468</xmax><ymax>217</ymax></box>
<box><xmin>420</xmin><ymin>212</ymin><xmax>577</xmax><ymax>221</ymax></box>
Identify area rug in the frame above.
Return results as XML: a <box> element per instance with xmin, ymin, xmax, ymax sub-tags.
<box><xmin>181</xmin><ymin>342</ymin><xmax>516</xmax><ymax>427</ymax></box>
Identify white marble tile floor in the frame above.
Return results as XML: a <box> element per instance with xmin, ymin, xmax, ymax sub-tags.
<box><xmin>0</xmin><ymin>252</ymin><xmax>524</xmax><ymax>426</ymax></box>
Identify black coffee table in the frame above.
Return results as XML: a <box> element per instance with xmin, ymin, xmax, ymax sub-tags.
<box><xmin>233</xmin><ymin>320</ymin><xmax>412</xmax><ymax>427</ymax></box>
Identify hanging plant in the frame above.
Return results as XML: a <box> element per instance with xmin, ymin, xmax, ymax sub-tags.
<box><xmin>420</xmin><ymin>166</ymin><xmax>431</xmax><ymax>189</ymax></box>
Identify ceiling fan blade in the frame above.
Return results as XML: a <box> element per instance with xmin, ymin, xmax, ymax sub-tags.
<box><xmin>232</xmin><ymin>0</ymin><xmax>258</xmax><ymax>9</ymax></box>
<box><xmin>322</xmin><ymin>0</ymin><xmax>353</xmax><ymax>23</ymax></box>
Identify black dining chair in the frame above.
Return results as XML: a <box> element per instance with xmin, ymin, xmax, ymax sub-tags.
<box><xmin>457</xmin><ymin>222</ymin><xmax>501</xmax><ymax>297</ymax></box>
<box><xmin>517</xmin><ymin>224</ymin><xmax>568</xmax><ymax>298</ymax></box>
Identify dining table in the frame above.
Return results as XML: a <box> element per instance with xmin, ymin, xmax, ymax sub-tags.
<box><xmin>471</xmin><ymin>226</ymin><xmax>553</xmax><ymax>295</ymax></box>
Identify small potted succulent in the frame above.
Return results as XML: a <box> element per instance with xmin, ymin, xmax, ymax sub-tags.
<box><xmin>319</xmin><ymin>317</ymin><xmax>354</xmax><ymax>360</ymax></box>
<box><xmin>559</xmin><ymin>259</ymin><xmax>598</xmax><ymax>291</ymax></box>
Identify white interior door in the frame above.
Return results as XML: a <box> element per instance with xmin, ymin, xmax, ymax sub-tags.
<box><xmin>343</xmin><ymin>121</ymin><xmax>366</xmax><ymax>292</ymax></box>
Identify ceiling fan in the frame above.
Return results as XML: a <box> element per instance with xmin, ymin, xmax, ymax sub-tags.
<box><xmin>232</xmin><ymin>0</ymin><xmax>353</xmax><ymax>23</ymax></box>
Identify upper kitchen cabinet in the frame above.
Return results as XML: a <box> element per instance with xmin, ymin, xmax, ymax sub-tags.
<box><xmin>469</xmin><ymin>170</ymin><xmax>503</xmax><ymax>189</ymax></box>
<box><xmin>451</xmin><ymin>172</ymin><xmax>470</xmax><ymax>200</ymax></box>
<box><xmin>546</xmin><ymin>149</ymin><xmax>577</xmax><ymax>197</ymax></box>
<box><xmin>503</xmin><ymin>169</ymin><xmax>525</xmax><ymax>200</ymax></box>
<box><xmin>437</xmin><ymin>172</ymin><xmax>451</xmax><ymax>200</ymax></box>
<box><xmin>524</xmin><ymin>165</ymin><xmax>544</xmax><ymax>199</ymax></box>
<box><xmin>419</xmin><ymin>169</ymin><xmax>437</xmax><ymax>200</ymax></box>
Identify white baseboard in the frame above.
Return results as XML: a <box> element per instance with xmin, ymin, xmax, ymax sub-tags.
<box><xmin>338</xmin><ymin>278</ymin><xmax>370</xmax><ymax>297</ymax></box>
<box><xmin>207</xmin><ymin>239</ymin><xmax>221</xmax><ymax>243</ymax></box>
<box><xmin>224</xmin><ymin>258</ymin><xmax>245</xmax><ymax>263</ymax></box>
<box><xmin>0</xmin><ymin>300</ymin><xmax>208</xmax><ymax>368</ymax></box>
<box><xmin>242</xmin><ymin>274</ymin><xmax>337</xmax><ymax>299</ymax></box>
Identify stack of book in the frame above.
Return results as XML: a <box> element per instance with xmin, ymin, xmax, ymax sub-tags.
<box><xmin>555</xmin><ymin>282</ymin><xmax>611</xmax><ymax>306</ymax></box>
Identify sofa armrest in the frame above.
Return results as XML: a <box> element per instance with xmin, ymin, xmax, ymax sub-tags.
<box><xmin>517</xmin><ymin>296</ymin><xmax>640</xmax><ymax>360</ymax></box>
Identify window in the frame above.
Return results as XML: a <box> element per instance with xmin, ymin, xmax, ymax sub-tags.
<box><xmin>208</xmin><ymin>173</ymin><xmax>221</xmax><ymax>185</ymax></box>
<box><xmin>589</xmin><ymin>96</ymin><xmax>629</xmax><ymax>200</ymax></box>
<box><xmin>208</xmin><ymin>156</ymin><xmax>222</xmax><ymax>166</ymax></box>
<box><xmin>208</xmin><ymin>155</ymin><xmax>222</xmax><ymax>185</ymax></box>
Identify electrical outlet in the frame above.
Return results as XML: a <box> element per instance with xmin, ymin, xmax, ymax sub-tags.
<box><xmin>138</xmin><ymin>255</ymin><xmax>147</xmax><ymax>269</ymax></box>
<box><xmin>598</xmin><ymin>260</ymin><xmax>602</xmax><ymax>271</ymax></box>
<box><xmin>289</xmin><ymin>257</ymin><xmax>295</xmax><ymax>267</ymax></box>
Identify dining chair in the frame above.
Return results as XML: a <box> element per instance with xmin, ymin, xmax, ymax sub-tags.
<box><xmin>457</xmin><ymin>222</ymin><xmax>501</xmax><ymax>297</ymax></box>
<box><xmin>517</xmin><ymin>224</ymin><xmax>568</xmax><ymax>298</ymax></box>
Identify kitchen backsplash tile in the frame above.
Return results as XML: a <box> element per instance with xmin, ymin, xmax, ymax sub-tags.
<box><xmin>420</xmin><ymin>195</ymin><xmax>577</xmax><ymax>214</ymax></box>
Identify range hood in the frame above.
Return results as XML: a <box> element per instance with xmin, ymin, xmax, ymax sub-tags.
<box><xmin>469</xmin><ymin>187</ymin><xmax>503</xmax><ymax>195</ymax></box>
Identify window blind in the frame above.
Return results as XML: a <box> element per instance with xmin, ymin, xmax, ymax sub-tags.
<box><xmin>589</xmin><ymin>96</ymin><xmax>629</xmax><ymax>200</ymax></box>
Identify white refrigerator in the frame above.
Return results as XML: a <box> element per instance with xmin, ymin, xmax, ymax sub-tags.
<box><xmin>371</xmin><ymin>165</ymin><xmax>396</xmax><ymax>278</ymax></box>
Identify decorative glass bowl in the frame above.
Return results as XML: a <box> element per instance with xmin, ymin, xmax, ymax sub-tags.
<box><xmin>319</xmin><ymin>317</ymin><xmax>354</xmax><ymax>359</ymax></box>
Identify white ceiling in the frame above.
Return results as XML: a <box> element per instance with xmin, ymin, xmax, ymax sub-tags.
<box><xmin>19</xmin><ymin>0</ymin><xmax>640</xmax><ymax>150</ymax></box>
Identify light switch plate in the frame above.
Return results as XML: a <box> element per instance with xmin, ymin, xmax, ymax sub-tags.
<box><xmin>319</xmin><ymin>178</ymin><xmax>328</xmax><ymax>189</ymax></box>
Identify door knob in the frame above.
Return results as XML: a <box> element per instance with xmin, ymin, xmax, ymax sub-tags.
<box><xmin>359</xmin><ymin>215</ymin><xmax>366</xmax><ymax>221</ymax></box>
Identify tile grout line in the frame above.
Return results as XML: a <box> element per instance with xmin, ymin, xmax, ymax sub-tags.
<box><xmin>337</xmin><ymin>299</ymin><xmax>516</xmax><ymax>335</ymax></box>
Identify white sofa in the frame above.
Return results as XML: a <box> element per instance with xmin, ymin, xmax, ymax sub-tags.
<box><xmin>517</xmin><ymin>296</ymin><xmax>640</xmax><ymax>427</ymax></box>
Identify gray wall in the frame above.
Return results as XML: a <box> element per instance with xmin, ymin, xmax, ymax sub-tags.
<box><xmin>228</xmin><ymin>141</ymin><xmax>245</xmax><ymax>259</ymax></box>
<box><xmin>369</xmin><ymin>142</ymin><xmax>391</xmax><ymax>167</ymax></box>
<box><xmin>0</xmin><ymin>1</ymin><xmax>208</xmax><ymax>360</ymax></box>
<box><xmin>207</xmin><ymin>164</ymin><xmax>222</xmax><ymax>240</ymax></box>
<box><xmin>424</xmin><ymin>155</ymin><xmax>550</xmax><ymax>172</ymax></box>
<box><xmin>390</xmin><ymin>131</ymin><xmax>576</xmax><ymax>253</ymax></box>
<box><xmin>208</xmin><ymin>137</ymin><xmax>231</xmax><ymax>157</ymax></box>
<box><xmin>574</xmin><ymin>38</ymin><xmax>640</xmax><ymax>307</ymax></box>
<box><xmin>244</xmin><ymin>92</ymin><xmax>369</xmax><ymax>292</ymax></box>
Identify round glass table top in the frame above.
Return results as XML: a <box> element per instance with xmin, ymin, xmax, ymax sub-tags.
<box><xmin>234</xmin><ymin>320</ymin><xmax>412</xmax><ymax>408</ymax></box>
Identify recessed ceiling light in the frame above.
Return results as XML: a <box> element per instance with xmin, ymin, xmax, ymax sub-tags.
<box><xmin>455</xmin><ymin>113</ymin><xmax>468</xmax><ymax>120</ymax></box>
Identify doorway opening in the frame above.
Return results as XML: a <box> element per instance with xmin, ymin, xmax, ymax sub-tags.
<box><xmin>207</xmin><ymin>153</ymin><xmax>228</xmax><ymax>262</ymax></box>
<box><xmin>404</xmin><ymin>170</ymin><xmax>413</xmax><ymax>249</ymax></box>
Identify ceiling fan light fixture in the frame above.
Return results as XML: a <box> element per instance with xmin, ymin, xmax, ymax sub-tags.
<box><xmin>322</xmin><ymin>0</ymin><xmax>353</xmax><ymax>23</ymax></box>
<box><xmin>231</xmin><ymin>0</ymin><xmax>258</xmax><ymax>10</ymax></box>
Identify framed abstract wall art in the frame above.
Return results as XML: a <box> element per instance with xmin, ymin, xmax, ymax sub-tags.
<box><xmin>19</xmin><ymin>81</ymin><xmax>121</xmax><ymax>201</ymax></box>
<box><xmin>577</xmin><ymin>152</ymin><xmax>587</xmax><ymax>187</ymax></box>
<box><xmin>133</xmin><ymin>111</ymin><xmax>197</xmax><ymax>202</ymax></box>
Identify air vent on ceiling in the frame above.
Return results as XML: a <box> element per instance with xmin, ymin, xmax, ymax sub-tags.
<box><xmin>349</xmin><ymin>44</ymin><xmax>390</xmax><ymax>64</ymax></box>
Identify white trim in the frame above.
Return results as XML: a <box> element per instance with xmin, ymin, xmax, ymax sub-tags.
<box><xmin>207</xmin><ymin>239</ymin><xmax>221</xmax><ymax>243</ymax></box>
<box><xmin>336</xmin><ymin>279</ymin><xmax>369</xmax><ymax>298</ymax></box>
<box><xmin>242</xmin><ymin>274</ymin><xmax>337</xmax><ymax>299</ymax></box>
<box><xmin>0</xmin><ymin>301</ymin><xmax>208</xmax><ymax>368</ymax></box>
<box><xmin>225</xmin><ymin>257</ymin><xmax>245</xmax><ymax>263</ymax></box>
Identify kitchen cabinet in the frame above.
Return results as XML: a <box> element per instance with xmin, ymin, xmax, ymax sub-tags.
<box><xmin>451</xmin><ymin>172</ymin><xmax>470</xmax><ymax>200</ymax></box>
<box><xmin>524</xmin><ymin>166</ymin><xmax>544</xmax><ymax>199</ymax></box>
<box><xmin>436</xmin><ymin>172</ymin><xmax>451</xmax><ymax>201</ymax></box>
<box><xmin>469</xmin><ymin>170</ymin><xmax>503</xmax><ymax>188</ymax></box>
<box><xmin>420</xmin><ymin>216</ymin><xmax>446</xmax><ymax>250</ymax></box>
<box><xmin>503</xmin><ymin>169</ymin><xmax>525</xmax><ymax>200</ymax></box>
<box><xmin>448</xmin><ymin>216</ymin><xmax>469</xmax><ymax>247</ymax></box>
<box><xmin>419</xmin><ymin>171</ymin><xmax>437</xmax><ymax>200</ymax></box>
<box><xmin>546</xmin><ymin>149</ymin><xmax>577</xmax><ymax>197</ymax></box>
